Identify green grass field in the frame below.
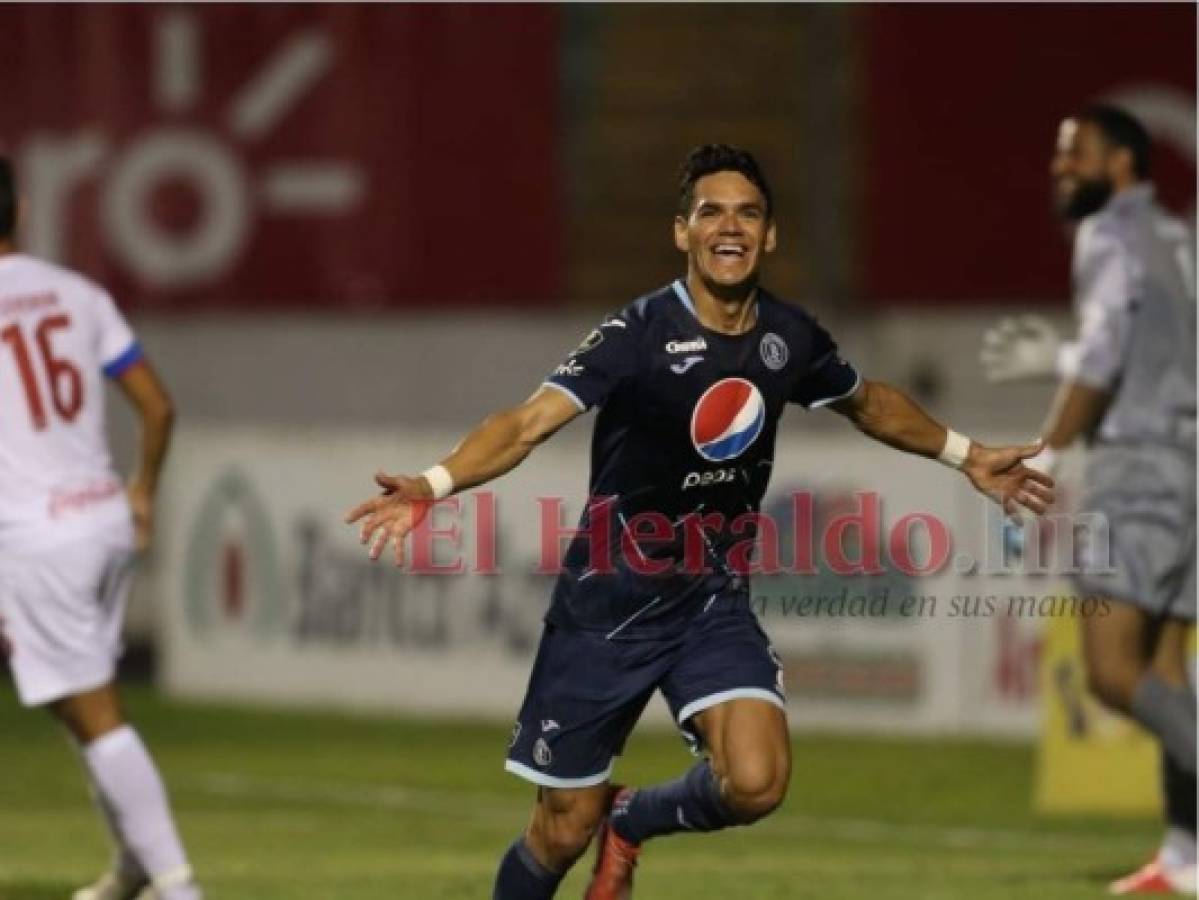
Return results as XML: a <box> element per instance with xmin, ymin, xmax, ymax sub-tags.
<box><xmin>0</xmin><ymin>684</ymin><xmax>1156</xmax><ymax>899</ymax></box>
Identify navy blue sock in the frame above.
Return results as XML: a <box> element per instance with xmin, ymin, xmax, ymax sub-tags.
<box><xmin>493</xmin><ymin>837</ymin><xmax>563</xmax><ymax>900</ymax></box>
<box><xmin>1164</xmin><ymin>749</ymin><xmax>1198</xmax><ymax>833</ymax></box>
<box><xmin>612</xmin><ymin>760</ymin><xmax>736</xmax><ymax>845</ymax></box>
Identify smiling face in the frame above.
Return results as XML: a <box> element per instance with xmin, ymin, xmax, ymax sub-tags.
<box><xmin>674</xmin><ymin>170</ymin><xmax>776</xmax><ymax>294</ymax></box>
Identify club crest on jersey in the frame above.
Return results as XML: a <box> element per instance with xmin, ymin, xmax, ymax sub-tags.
<box><xmin>760</xmin><ymin>332</ymin><xmax>788</xmax><ymax>371</ymax></box>
<box><xmin>690</xmin><ymin>378</ymin><xmax>765</xmax><ymax>462</ymax></box>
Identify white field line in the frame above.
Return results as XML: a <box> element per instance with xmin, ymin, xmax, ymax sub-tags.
<box><xmin>189</xmin><ymin>771</ymin><xmax>1144</xmax><ymax>856</ymax></box>
<box><xmin>194</xmin><ymin>771</ymin><xmax>518</xmax><ymax>825</ymax></box>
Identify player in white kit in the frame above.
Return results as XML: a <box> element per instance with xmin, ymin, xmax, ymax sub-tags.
<box><xmin>982</xmin><ymin>107</ymin><xmax>1196</xmax><ymax>895</ymax></box>
<box><xmin>0</xmin><ymin>159</ymin><xmax>201</xmax><ymax>900</ymax></box>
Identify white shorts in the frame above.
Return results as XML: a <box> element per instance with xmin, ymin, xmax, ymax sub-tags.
<box><xmin>0</xmin><ymin>531</ymin><xmax>135</xmax><ymax>707</ymax></box>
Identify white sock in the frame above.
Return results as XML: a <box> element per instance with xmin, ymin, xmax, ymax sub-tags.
<box><xmin>82</xmin><ymin>726</ymin><xmax>201</xmax><ymax>900</ymax></box>
<box><xmin>86</xmin><ymin>777</ymin><xmax>144</xmax><ymax>881</ymax></box>
<box><xmin>1162</xmin><ymin>826</ymin><xmax>1198</xmax><ymax>869</ymax></box>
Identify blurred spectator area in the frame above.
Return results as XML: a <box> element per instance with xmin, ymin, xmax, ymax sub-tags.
<box><xmin>2</xmin><ymin>3</ymin><xmax>1191</xmax><ymax>322</ymax></box>
<box><xmin>561</xmin><ymin>4</ymin><xmax>1195</xmax><ymax>309</ymax></box>
<box><xmin>0</xmin><ymin>2</ymin><xmax>1190</xmax><ymax>441</ymax></box>
<box><xmin>560</xmin><ymin>5</ymin><xmax>850</xmax><ymax>307</ymax></box>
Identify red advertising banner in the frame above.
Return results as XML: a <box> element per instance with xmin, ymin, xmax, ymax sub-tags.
<box><xmin>0</xmin><ymin>6</ymin><xmax>561</xmax><ymax>310</ymax></box>
<box><xmin>859</xmin><ymin>5</ymin><xmax>1196</xmax><ymax>305</ymax></box>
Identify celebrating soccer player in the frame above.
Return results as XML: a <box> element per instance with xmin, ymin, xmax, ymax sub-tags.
<box><xmin>0</xmin><ymin>159</ymin><xmax>201</xmax><ymax>900</ymax></box>
<box><xmin>982</xmin><ymin>106</ymin><xmax>1197</xmax><ymax>894</ymax></box>
<box><xmin>348</xmin><ymin>144</ymin><xmax>1055</xmax><ymax>899</ymax></box>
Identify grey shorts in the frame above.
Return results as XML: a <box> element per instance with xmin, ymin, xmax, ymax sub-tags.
<box><xmin>1072</xmin><ymin>442</ymin><xmax>1196</xmax><ymax>621</ymax></box>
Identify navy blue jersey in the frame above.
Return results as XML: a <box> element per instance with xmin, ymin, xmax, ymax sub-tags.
<box><xmin>542</xmin><ymin>279</ymin><xmax>860</xmax><ymax>636</ymax></box>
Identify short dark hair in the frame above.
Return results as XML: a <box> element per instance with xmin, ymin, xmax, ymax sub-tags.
<box><xmin>677</xmin><ymin>144</ymin><xmax>774</xmax><ymax>218</ymax></box>
<box><xmin>1076</xmin><ymin>104</ymin><xmax>1151</xmax><ymax>179</ymax></box>
<box><xmin>0</xmin><ymin>157</ymin><xmax>14</xmax><ymax>240</ymax></box>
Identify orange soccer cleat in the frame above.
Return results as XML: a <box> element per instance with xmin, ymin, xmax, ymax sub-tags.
<box><xmin>1109</xmin><ymin>854</ymin><xmax>1198</xmax><ymax>895</ymax></box>
<box><xmin>584</xmin><ymin>786</ymin><xmax>642</xmax><ymax>900</ymax></box>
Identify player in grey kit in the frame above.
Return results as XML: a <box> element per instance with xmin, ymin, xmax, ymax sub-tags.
<box><xmin>982</xmin><ymin>105</ymin><xmax>1196</xmax><ymax>894</ymax></box>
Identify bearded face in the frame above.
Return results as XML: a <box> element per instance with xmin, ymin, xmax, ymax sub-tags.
<box><xmin>1050</xmin><ymin>118</ymin><xmax>1120</xmax><ymax>221</ymax></box>
<box><xmin>1057</xmin><ymin>173</ymin><xmax>1114</xmax><ymax>221</ymax></box>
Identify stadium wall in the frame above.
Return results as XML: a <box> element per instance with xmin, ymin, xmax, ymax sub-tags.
<box><xmin>111</xmin><ymin>308</ymin><xmax>1067</xmax><ymax>433</ymax></box>
<box><xmin>148</xmin><ymin>416</ymin><xmax>1082</xmax><ymax>737</ymax></box>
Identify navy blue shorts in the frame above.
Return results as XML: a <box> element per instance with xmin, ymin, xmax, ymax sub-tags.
<box><xmin>504</xmin><ymin>592</ymin><xmax>785</xmax><ymax>788</ymax></box>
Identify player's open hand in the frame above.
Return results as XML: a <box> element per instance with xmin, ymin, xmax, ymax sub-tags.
<box><xmin>962</xmin><ymin>440</ymin><xmax>1056</xmax><ymax>519</ymax></box>
<box><xmin>343</xmin><ymin>472</ymin><xmax>434</xmax><ymax>565</ymax></box>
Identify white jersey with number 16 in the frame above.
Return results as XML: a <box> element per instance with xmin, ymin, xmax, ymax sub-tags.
<box><xmin>0</xmin><ymin>254</ymin><xmax>139</xmax><ymax>552</ymax></box>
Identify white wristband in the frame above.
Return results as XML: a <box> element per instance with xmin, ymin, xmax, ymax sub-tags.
<box><xmin>421</xmin><ymin>464</ymin><xmax>454</xmax><ymax>500</ymax></box>
<box><xmin>938</xmin><ymin>429</ymin><xmax>972</xmax><ymax>470</ymax></box>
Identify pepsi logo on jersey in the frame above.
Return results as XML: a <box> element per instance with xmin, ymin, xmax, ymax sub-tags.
<box><xmin>681</xmin><ymin>467</ymin><xmax>737</xmax><ymax>490</ymax></box>
<box><xmin>690</xmin><ymin>378</ymin><xmax>765</xmax><ymax>462</ymax></box>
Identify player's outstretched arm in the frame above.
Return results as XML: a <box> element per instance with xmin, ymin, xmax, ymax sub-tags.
<box><xmin>345</xmin><ymin>385</ymin><xmax>582</xmax><ymax>565</ymax></box>
<box><xmin>830</xmin><ymin>379</ymin><xmax>1056</xmax><ymax>517</ymax></box>
<box><xmin>114</xmin><ymin>359</ymin><xmax>176</xmax><ymax>550</ymax></box>
<box><xmin>1041</xmin><ymin>380</ymin><xmax>1111</xmax><ymax>448</ymax></box>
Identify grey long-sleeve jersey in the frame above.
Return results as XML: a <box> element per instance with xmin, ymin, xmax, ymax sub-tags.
<box><xmin>1057</xmin><ymin>184</ymin><xmax>1196</xmax><ymax>448</ymax></box>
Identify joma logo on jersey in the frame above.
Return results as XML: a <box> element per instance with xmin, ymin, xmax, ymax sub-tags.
<box><xmin>670</xmin><ymin>356</ymin><xmax>703</xmax><ymax>375</ymax></box>
<box><xmin>665</xmin><ymin>337</ymin><xmax>707</xmax><ymax>354</ymax></box>
<box><xmin>690</xmin><ymin>378</ymin><xmax>765</xmax><ymax>462</ymax></box>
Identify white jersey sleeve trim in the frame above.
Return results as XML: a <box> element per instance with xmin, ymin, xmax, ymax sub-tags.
<box><xmin>541</xmin><ymin>380</ymin><xmax>588</xmax><ymax>412</ymax></box>
<box><xmin>806</xmin><ymin>372</ymin><xmax>863</xmax><ymax>409</ymax></box>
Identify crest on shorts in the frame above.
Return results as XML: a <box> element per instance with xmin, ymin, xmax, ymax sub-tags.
<box><xmin>533</xmin><ymin>737</ymin><xmax>553</xmax><ymax>767</ymax></box>
<box><xmin>770</xmin><ymin>645</ymin><xmax>787</xmax><ymax>699</ymax></box>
